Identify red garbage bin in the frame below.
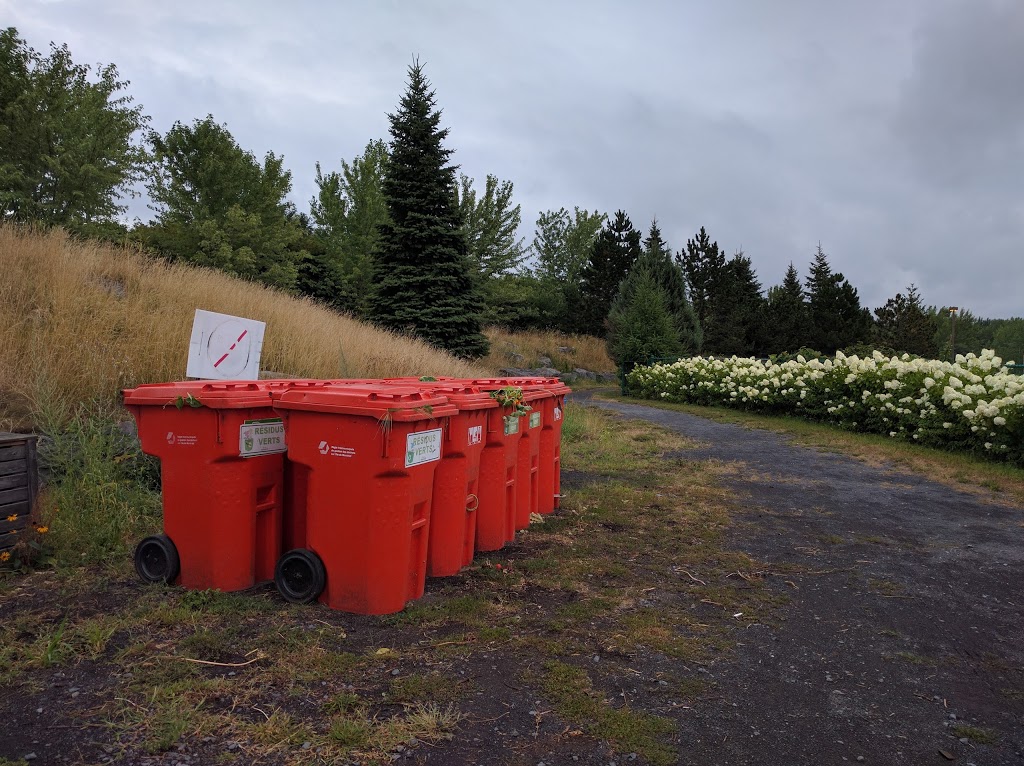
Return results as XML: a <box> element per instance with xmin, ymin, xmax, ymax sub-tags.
<box><xmin>123</xmin><ymin>381</ymin><xmax>288</xmax><ymax>592</ymax></box>
<box><xmin>474</xmin><ymin>399</ymin><xmax>524</xmax><ymax>552</ymax></box>
<box><xmin>271</xmin><ymin>385</ymin><xmax>457</xmax><ymax>614</ymax></box>
<box><xmin>419</xmin><ymin>385</ymin><xmax>496</xmax><ymax>577</ymax></box>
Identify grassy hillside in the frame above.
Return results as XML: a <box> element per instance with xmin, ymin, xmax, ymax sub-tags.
<box><xmin>0</xmin><ymin>226</ymin><xmax>487</xmax><ymax>428</ymax></box>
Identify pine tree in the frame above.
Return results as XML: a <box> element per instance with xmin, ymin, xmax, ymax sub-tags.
<box><xmin>710</xmin><ymin>252</ymin><xmax>766</xmax><ymax>356</ymax></box>
<box><xmin>369</xmin><ymin>61</ymin><xmax>487</xmax><ymax>359</ymax></box>
<box><xmin>805</xmin><ymin>244</ymin><xmax>872</xmax><ymax>354</ymax></box>
<box><xmin>607</xmin><ymin>267</ymin><xmax>683</xmax><ymax>375</ymax></box>
<box><xmin>678</xmin><ymin>226</ymin><xmax>726</xmax><ymax>351</ymax></box>
<box><xmin>765</xmin><ymin>262</ymin><xmax>809</xmax><ymax>354</ymax></box>
<box><xmin>639</xmin><ymin>221</ymin><xmax>701</xmax><ymax>352</ymax></box>
<box><xmin>873</xmin><ymin>284</ymin><xmax>939</xmax><ymax>356</ymax></box>
<box><xmin>576</xmin><ymin>210</ymin><xmax>641</xmax><ymax>335</ymax></box>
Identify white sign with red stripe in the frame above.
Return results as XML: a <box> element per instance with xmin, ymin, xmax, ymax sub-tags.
<box><xmin>186</xmin><ymin>309</ymin><xmax>265</xmax><ymax>380</ymax></box>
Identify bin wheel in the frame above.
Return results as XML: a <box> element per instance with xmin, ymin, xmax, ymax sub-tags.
<box><xmin>275</xmin><ymin>549</ymin><xmax>326</xmax><ymax>604</ymax></box>
<box><xmin>134</xmin><ymin>534</ymin><xmax>180</xmax><ymax>584</ymax></box>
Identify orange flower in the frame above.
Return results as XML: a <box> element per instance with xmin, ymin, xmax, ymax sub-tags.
<box><xmin>0</xmin><ymin>551</ymin><xmax>10</xmax><ymax>562</ymax></box>
<box><xmin>5</xmin><ymin>514</ymin><xmax>16</xmax><ymax>522</ymax></box>
<box><xmin>35</xmin><ymin>525</ymin><xmax>49</xmax><ymax>534</ymax></box>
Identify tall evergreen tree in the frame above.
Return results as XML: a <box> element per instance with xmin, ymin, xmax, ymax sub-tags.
<box><xmin>765</xmin><ymin>262</ymin><xmax>809</xmax><ymax>354</ymax></box>
<box><xmin>639</xmin><ymin>221</ymin><xmax>701</xmax><ymax>352</ymax></box>
<box><xmin>369</xmin><ymin>61</ymin><xmax>487</xmax><ymax>358</ymax></box>
<box><xmin>710</xmin><ymin>251</ymin><xmax>766</xmax><ymax>356</ymax></box>
<box><xmin>678</xmin><ymin>226</ymin><xmax>726</xmax><ymax>351</ymax></box>
<box><xmin>873</xmin><ymin>284</ymin><xmax>939</xmax><ymax>356</ymax></box>
<box><xmin>577</xmin><ymin>210</ymin><xmax>641</xmax><ymax>335</ymax></box>
<box><xmin>804</xmin><ymin>244</ymin><xmax>872</xmax><ymax>354</ymax></box>
<box><xmin>607</xmin><ymin>267</ymin><xmax>684</xmax><ymax>375</ymax></box>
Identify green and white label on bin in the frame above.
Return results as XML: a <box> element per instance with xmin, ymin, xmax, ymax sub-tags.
<box><xmin>239</xmin><ymin>418</ymin><xmax>287</xmax><ymax>457</ymax></box>
<box><xmin>405</xmin><ymin>428</ymin><xmax>442</xmax><ymax>468</ymax></box>
<box><xmin>529</xmin><ymin>411</ymin><xmax>542</xmax><ymax>429</ymax></box>
<box><xmin>503</xmin><ymin>414</ymin><xmax>520</xmax><ymax>436</ymax></box>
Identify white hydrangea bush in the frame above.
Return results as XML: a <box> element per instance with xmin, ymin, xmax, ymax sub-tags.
<box><xmin>626</xmin><ymin>349</ymin><xmax>1023</xmax><ymax>465</ymax></box>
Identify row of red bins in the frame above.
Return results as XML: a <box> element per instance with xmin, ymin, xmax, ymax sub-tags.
<box><xmin>122</xmin><ymin>376</ymin><xmax>570</xmax><ymax>615</ymax></box>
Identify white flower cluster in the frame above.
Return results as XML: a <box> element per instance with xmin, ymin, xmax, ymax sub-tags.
<box><xmin>627</xmin><ymin>349</ymin><xmax>1023</xmax><ymax>465</ymax></box>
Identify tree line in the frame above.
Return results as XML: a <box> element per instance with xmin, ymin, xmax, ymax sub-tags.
<box><xmin>3</xmin><ymin>29</ymin><xmax>1022</xmax><ymax>365</ymax></box>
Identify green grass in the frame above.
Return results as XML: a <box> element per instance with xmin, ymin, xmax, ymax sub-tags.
<box><xmin>538</xmin><ymin>660</ymin><xmax>677</xmax><ymax>766</ymax></box>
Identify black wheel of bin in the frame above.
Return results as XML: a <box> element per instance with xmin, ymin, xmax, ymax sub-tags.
<box><xmin>275</xmin><ymin>548</ymin><xmax>326</xmax><ymax>604</ymax></box>
<box><xmin>134</xmin><ymin>534</ymin><xmax>180</xmax><ymax>584</ymax></box>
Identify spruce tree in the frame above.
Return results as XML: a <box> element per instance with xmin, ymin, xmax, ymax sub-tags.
<box><xmin>873</xmin><ymin>284</ymin><xmax>939</xmax><ymax>357</ymax></box>
<box><xmin>678</xmin><ymin>226</ymin><xmax>726</xmax><ymax>351</ymax></box>
<box><xmin>805</xmin><ymin>244</ymin><xmax>872</xmax><ymax>354</ymax></box>
<box><xmin>369</xmin><ymin>61</ymin><xmax>487</xmax><ymax>358</ymax></box>
<box><xmin>710</xmin><ymin>252</ymin><xmax>766</xmax><ymax>356</ymax></box>
<box><xmin>640</xmin><ymin>221</ymin><xmax>702</xmax><ymax>352</ymax></box>
<box><xmin>607</xmin><ymin>267</ymin><xmax>683</xmax><ymax>375</ymax></box>
<box><xmin>765</xmin><ymin>262</ymin><xmax>809</xmax><ymax>354</ymax></box>
<box><xmin>576</xmin><ymin>210</ymin><xmax>642</xmax><ymax>335</ymax></box>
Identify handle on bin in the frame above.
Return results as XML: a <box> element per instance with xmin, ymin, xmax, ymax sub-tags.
<box><xmin>465</xmin><ymin>494</ymin><xmax>479</xmax><ymax>512</ymax></box>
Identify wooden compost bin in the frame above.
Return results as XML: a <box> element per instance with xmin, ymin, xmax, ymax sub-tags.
<box><xmin>0</xmin><ymin>433</ymin><xmax>40</xmax><ymax>553</ymax></box>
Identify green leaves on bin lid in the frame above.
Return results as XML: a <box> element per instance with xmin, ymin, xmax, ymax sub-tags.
<box><xmin>173</xmin><ymin>393</ymin><xmax>204</xmax><ymax>410</ymax></box>
<box><xmin>419</xmin><ymin>376</ymin><xmax>438</xmax><ymax>382</ymax></box>
<box><xmin>489</xmin><ymin>386</ymin><xmax>531</xmax><ymax>415</ymax></box>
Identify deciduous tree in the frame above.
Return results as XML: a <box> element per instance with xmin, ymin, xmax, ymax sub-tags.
<box><xmin>143</xmin><ymin>115</ymin><xmax>304</xmax><ymax>290</ymax></box>
<box><xmin>0</xmin><ymin>28</ymin><xmax>148</xmax><ymax>229</ymax></box>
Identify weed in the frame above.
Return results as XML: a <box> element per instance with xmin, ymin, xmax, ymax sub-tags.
<box><xmin>38</xmin><ymin>616</ymin><xmax>71</xmax><ymax>667</ymax></box>
<box><xmin>893</xmin><ymin>651</ymin><xmax>936</xmax><ymax>666</ymax></box>
<box><xmin>950</xmin><ymin>724</ymin><xmax>998</xmax><ymax>744</ymax></box>
<box><xmin>35</xmin><ymin>403</ymin><xmax>161</xmax><ymax>565</ymax></box>
<box><xmin>539</xmin><ymin>660</ymin><xmax>676</xmax><ymax>766</ymax></box>
<box><xmin>323</xmin><ymin>691</ymin><xmax>364</xmax><ymax>715</ymax></box>
<box><xmin>386</xmin><ymin>672</ymin><xmax>464</xmax><ymax>705</ymax></box>
<box><xmin>328</xmin><ymin>716</ymin><xmax>372</xmax><ymax>748</ymax></box>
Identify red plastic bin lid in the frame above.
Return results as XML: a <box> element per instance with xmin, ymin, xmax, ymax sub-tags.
<box><xmin>272</xmin><ymin>385</ymin><xmax>457</xmax><ymax>421</ymax></box>
<box><xmin>122</xmin><ymin>381</ymin><xmax>273</xmax><ymax>409</ymax></box>
<box><xmin>402</xmin><ymin>384</ymin><xmax>499</xmax><ymax>411</ymax></box>
<box><xmin>466</xmin><ymin>377</ymin><xmax>570</xmax><ymax>396</ymax></box>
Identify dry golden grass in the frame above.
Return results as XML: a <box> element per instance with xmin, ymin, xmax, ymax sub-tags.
<box><xmin>0</xmin><ymin>225</ymin><xmax>486</xmax><ymax>427</ymax></box>
<box><xmin>482</xmin><ymin>326</ymin><xmax>613</xmax><ymax>372</ymax></box>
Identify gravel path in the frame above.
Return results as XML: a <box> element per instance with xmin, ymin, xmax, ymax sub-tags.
<box><xmin>578</xmin><ymin>392</ymin><xmax>1024</xmax><ymax>766</ymax></box>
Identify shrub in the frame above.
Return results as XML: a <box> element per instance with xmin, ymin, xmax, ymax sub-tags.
<box><xmin>627</xmin><ymin>349</ymin><xmax>1023</xmax><ymax>466</ymax></box>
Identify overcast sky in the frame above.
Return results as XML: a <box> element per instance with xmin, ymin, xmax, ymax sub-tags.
<box><xmin>5</xmin><ymin>0</ymin><xmax>1023</xmax><ymax>318</ymax></box>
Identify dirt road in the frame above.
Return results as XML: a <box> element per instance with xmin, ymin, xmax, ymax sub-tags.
<box><xmin>580</xmin><ymin>393</ymin><xmax>1024</xmax><ymax>765</ymax></box>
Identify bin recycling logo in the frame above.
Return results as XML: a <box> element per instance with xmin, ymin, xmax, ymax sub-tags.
<box><xmin>405</xmin><ymin>428</ymin><xmax>442</xmax><ymax>468</ymax></box>
<box><xmin>318</xmin><ymin>440</ymin><xmax>356</xmax><ymax>458</ymax></box>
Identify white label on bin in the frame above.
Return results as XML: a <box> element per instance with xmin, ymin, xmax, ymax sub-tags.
<box><xmin>468</xmin><ymin>425</ymin><xmax>483</xmax><ymax>445</ymax></box>
<box><xmin>239</xmin><ymin>418</ymin><xmax>287</xmax><ymax>457</ymax></box>
<box><xmin>529</xmin><ymin>412</ymin><xmax>542</xmax><ymax>429</ymax></box>
<box><xmin>503</xmin><ymin>415</ymin><xmax>520</xmax><ymax>436</ymax></box>
<box><xmin>554</xmin><ymin>407</ymin><xmax>562</xmax><ymax>422</ymax></box>
<box><xmin>405</xmin><ymin>428</ymin><xmax>442</xmax><ymax>468</ymax></box>
<box><xmin>318</xmin><ymin>440</ymin><xmax>355</xmax><ymax>458</ymax></box>
<box><xmin>167</xmin><ymin>431</ymin><xmax>198</xmax><ymax>446</ymax></box>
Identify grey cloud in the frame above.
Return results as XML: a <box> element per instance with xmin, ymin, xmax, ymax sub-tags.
<box><xmin>2</xmin><ymin>0</ymin><xmax>1021</xmax><ymax>317</ymax></box>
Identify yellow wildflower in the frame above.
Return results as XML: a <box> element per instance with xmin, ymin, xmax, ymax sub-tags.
<box><xmin>0</xmin><ymin>551</ymin><xmax>10</xmax><ymax>562</ymax></box>
<box><xmin>5</xmin><ymin>514</ymin><xmax>16</xmax><ymax>522</ymax></box>
<box><xmin>36</xmin><ymin>525</ymin><xmax>49</xmax><ymax>534</ymax></box>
